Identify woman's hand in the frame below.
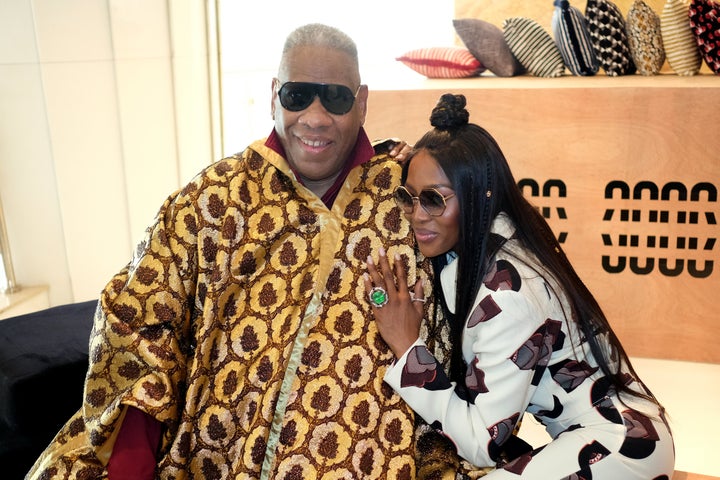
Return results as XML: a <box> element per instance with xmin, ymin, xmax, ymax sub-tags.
<box><xmin>388</xmin><ymin>140</ymin><xmax>413</xmax><ymax>164</ymax></box>
<box><xmin>364</xmin><ymin>248</ymin><xmax>425</xmax><ymax>359</ymax></box>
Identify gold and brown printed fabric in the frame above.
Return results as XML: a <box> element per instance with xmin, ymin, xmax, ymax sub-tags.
<box><xmin>28</xmin><ymin>140</ymin><xmax>435</xmax><ymax>480</ymax></box>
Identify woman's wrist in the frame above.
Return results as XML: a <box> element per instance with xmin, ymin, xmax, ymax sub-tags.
<box><xmin>391</xmin><ymin>337</ymin><xmax>421</xmax><ymax>360</ymax></box>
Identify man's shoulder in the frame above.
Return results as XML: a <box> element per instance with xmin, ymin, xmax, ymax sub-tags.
<box><xmin>195</xmin><ymin>142</ymin><xmax>276</xmax><ymax>180</ymax></box>
<box><xmin>362</xmin><ymin>151</ymin><xmax>403</xmax><ymax>178</ymax></box>
<box><xmin>371</xmin><ymin>138</ymin><xmax>400</xmax><ymax>156</ymax></box>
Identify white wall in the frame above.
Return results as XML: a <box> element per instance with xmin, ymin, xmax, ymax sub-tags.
<box><xmin>217</xmin><ymin>0</ymin><xmax>456</xmax><ymax>156</ymax></box>
<box><xmin>0</xmin><ymin>0</ymin><xmax>455</xmax><ymax>308</ymax></box>
<box><xmin>0</xmin><ymin>0</ymin><xmax>214</xmax><ymax>306</ymax></box>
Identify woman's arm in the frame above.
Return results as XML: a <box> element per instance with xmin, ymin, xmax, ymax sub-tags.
<box><xmin>367</xmin><ymin>251</ymin><xmax>552</xmax><ymax>467</ymax></box>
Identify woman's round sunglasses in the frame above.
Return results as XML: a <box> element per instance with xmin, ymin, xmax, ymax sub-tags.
<box><xmin>394</xmin><ymin>186</ymin><xmax>455</xmax><ymax>216</ymax></box>
<box><xmin>277</xmin><ymin>81</ymin><xmax>360</xmax><ymax>115</ymax></box>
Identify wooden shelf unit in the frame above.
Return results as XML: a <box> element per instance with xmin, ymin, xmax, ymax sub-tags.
<box><xmin>365</xmin><ymin>74</ymin><xmax>720</xmax><ymax>364</ymax></box>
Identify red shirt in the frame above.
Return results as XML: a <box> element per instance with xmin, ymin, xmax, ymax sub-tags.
<box><xmin>106</xmin><ymin>407</ymin><xmax>162</xmax><ymax>479</ymax></box>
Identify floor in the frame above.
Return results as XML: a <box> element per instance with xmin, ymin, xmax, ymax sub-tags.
<box><xmin>518</xmin><ymin>357</ymin><xmax>720</xmax><ymax>478</ymax></box>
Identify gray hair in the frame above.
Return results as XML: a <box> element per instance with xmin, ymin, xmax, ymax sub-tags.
<box><xmin>281</xmin><ymin>23</ymin><xmax>359</xmax><ymax>67</ymax></box>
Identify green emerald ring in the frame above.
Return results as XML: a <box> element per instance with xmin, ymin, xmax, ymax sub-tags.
<box><xmin>368</xmin><ymin>287</ymin><xmax>389</xmax><ymax>308</ymax></box>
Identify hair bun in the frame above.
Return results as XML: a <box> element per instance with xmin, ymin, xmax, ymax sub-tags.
<box><xmin>430</xmin><ymin>93</ymin><xmax>469</xmax><ymax>130</ymax></box>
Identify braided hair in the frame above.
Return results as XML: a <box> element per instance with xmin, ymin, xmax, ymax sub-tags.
<box><xmin>402</xmin><ymin>93</ymin><xmax>664</xmax><ymax>414</ymax></box>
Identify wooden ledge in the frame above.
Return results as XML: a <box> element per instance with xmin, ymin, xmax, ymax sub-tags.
<box><xmin>673</xmin><ymin>471</ymin><xmax>720</xmax><ymax>480</ymax></box>
<box><xmin>370</xmin><ymin>73</ymin><xmax>720</xmax><ymax>92</ymax></box>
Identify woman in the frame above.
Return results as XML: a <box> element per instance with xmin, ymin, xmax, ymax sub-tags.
<box><xmin>364</xmin><ymin>94</ymin><xmax>674</xmax><ymax>478</ymax></box>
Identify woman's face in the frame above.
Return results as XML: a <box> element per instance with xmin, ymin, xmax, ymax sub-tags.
<box><xmin>403</xmin><ymin>150</ymin><xmax>460</xmax><ymax>258</ymax></box>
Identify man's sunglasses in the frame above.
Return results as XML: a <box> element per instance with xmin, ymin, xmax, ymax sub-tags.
<box><xmin>277</xmin><ymin>81</ymin><xmax>360</xmax><ymax>115</ymax></box>
<box><xmin>394</xmin><ymin>186</ymin><xmax>455</xmax><ymax>217</ymax></box>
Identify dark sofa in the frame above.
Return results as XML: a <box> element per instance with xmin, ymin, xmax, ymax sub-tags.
<box><xmin>0</xmin><ymin>300</ymin><xmax>96</xmax><ymax>479</ymax></box>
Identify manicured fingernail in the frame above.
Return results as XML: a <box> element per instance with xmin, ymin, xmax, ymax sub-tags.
<box><xmin>379</xmin><ymin>247</ymin><xmax>386</xmax><ymax>257</ymax></box>
<box><xmin>367</xmin><ymin>255</ymin><xmax>374</xmax><ymax>265</ymax></box>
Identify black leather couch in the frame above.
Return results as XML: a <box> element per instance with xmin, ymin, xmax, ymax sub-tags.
<box><xmin>0</xmin><ymin>300</ymin><xmax>96</xmax><ymax>479</ymax></box>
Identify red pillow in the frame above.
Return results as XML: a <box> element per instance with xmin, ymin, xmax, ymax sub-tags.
<box><xmin>396</xmin><ymin>46</ymin><xmax>485</xmax><ymax>78</ymax></box>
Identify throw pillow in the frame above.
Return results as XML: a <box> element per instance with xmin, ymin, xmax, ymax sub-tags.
<box><xmin>453</xmin><ymin>18</ymin><xmax>525</xmax><ymax>77</ymax></box>
<box><xmin>396</xmin><ymin>46</ymin><xmax>485</xmax><ymax>78</ymax></box>
<box><xmin>626</xmin><ymin>0</ymin><xmax>666</xmax><ymax>75</ymax></box>
<box><xmin>503</xmin><ymin>17</ymin><xmax>567</xmax><ymax>77</ymax></box>
<box><xmin>551</xmin><ymin>0</ymin><xmax>600</xmax><ymax>76</ymax></box>
<box><xmin>661</xmin><ymin>0</ymin><xmax>702</xmax><ymax>75</ymax></box>
<box><xmin>689</xmin><ymin>0</ymin><xmax>720</xmax><ymax>73</ymax></box>
<box><xmin>585</xmin><ymin>0</ymin><xmax>637</xmax><ymax>75</ymax></box>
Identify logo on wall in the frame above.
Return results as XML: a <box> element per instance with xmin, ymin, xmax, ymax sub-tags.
<box><xmin>518</xmin><ymin>179</ymin><xmax>568</xmax><ymax>244</ymax></box>
<box><xmin>520</xmin><ymin>179</ymin><xmax>717</xmax><ymax>279</ymax></box>
<box><xmin>602</xmin><ymin>181</ymin><xmax>716</xmax><ymax>278</ymax></box>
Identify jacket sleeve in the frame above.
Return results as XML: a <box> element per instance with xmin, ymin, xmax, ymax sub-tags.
<box><xmin>385</xmin><ymin>286</ymin><xmax>554</xmax><ymax>467</ymax></box>
<box><xmin>82</xmin><ymin>185</ymin><xmax>201</xmax><ymax>463</ymax></box>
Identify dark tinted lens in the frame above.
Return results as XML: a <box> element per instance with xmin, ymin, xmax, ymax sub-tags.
<box><xmin>393</xmin><ymin>187</ymin><xmax>414</xmax><ymax>212</ymax></box>
<box><xmin>419</xmin><ymin>190</ymin><xmax>447</xmax><ymax>215</ymax></box>
<box><xmin>278</xmin><ymin>82</ymin><xmax>356</xmax><ymax>115</ymax></box>
<box><xmin>320</xmin><ymin>84</ymin><xmax>355</xmax><ymax>114</ymax></box>
<box><xmin>278</xmin><ymin>83</ymin><xmax>316</xmax><ymax>111</ymax></box>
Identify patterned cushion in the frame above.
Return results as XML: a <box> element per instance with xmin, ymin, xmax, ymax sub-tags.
<box><xmin>626</xmin><ymin>0</ymin><xmax>666</xmax><ymax>75</ymax></box>
<box><xmin>453</xmin><ymin>18</ymin><xmax>525</xmax><ymax>77</ymax></box>
<box><xmin>661</xmin><ymin>0</ymin><xmax>703</xmax><ymax>75</ymax></box>
<box><xmin>585</xmin><ymin>0</ymin><xmax>637</xmax><ymax>75</ymax></box>
<box><xmin>503</xmin><ymin>17</ymin><xmax>567</xmax><ymax>77</ymax></box>
<box><xmin>396</xmin><ymin>46</ymin><xmax>485</xmax><ymax>78</ymax></box>
<box><xmin>552</xmin><ymin>0</ymin><xmax>600</xmax><ymax>76</ymax></box>
<box><xmin>689</xmin><ymin>0</ymin><xmax>720</xmax><ymax>73</ymax></box>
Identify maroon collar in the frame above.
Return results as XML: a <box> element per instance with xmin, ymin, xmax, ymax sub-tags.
<box><xmin>264</xmin><ymin>127</ymin><xmax>374</xmax><ymax>207</ymax></box>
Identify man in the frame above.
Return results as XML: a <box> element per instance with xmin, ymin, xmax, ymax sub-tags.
<box><xmin>27</xmin><ymin>23</ymin><xmax>441</xmax><ymax>480</ymax></box>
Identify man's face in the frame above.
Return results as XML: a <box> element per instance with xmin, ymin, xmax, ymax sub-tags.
<box><xmin>271</xmin><ymin>45</ymin><xmax>368</xmax><ymax>186</ymax></box>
